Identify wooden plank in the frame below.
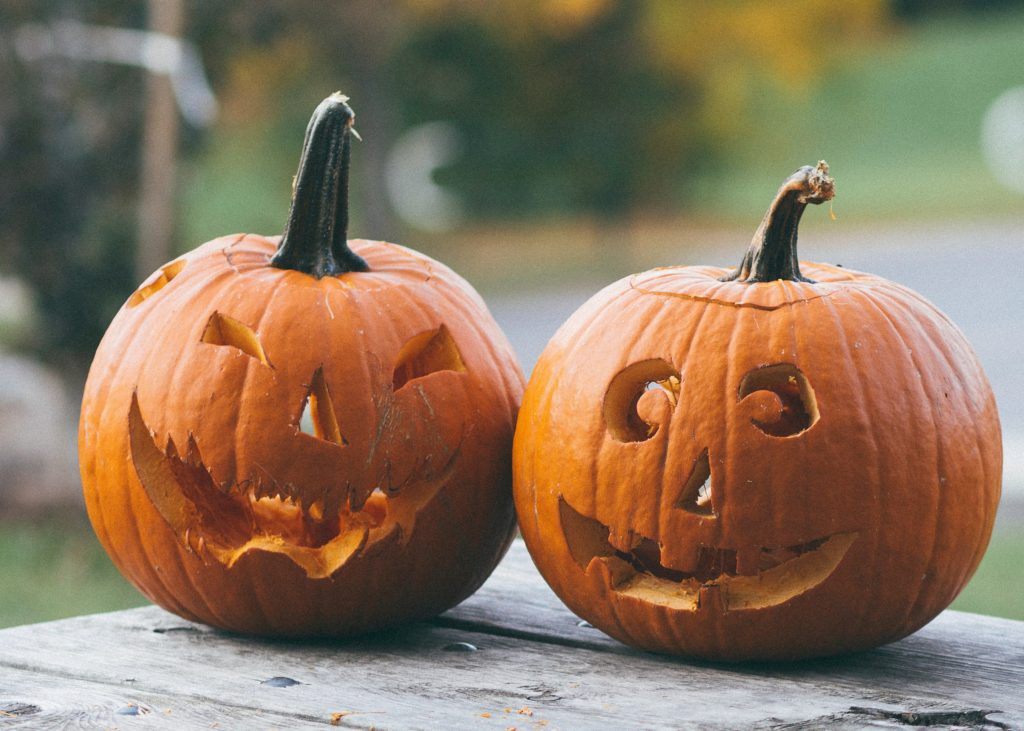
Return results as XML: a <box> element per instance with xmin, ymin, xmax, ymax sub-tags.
<box><xmin>442</xmin><ymin>539</ymin><xmax>665</xmax><ymax>652</ymax></box>
<box><xmin>0</xmin><ymin>542</ymin><xmax>1020</xmax><ymax>729</ymax></box>
<box><xmin>0</xmin><ymin>665</ymin><xmax>336</xmax><ymax>730</ymax></box>
<box><xmin>2</xmin><ymin>609</ymin><xmax>1016</xmax><ymax>730</ymax></box>
<box><xmin>449</xmin><ymin>541</ymin><xmax>1024</xmax><ymax>705</ymax></box>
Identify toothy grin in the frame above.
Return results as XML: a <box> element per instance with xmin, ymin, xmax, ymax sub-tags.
<box><xmin>128</xmin><ymin>393</ymin><xmax>455</xmax><ymax>578</ymax></box>
<box><xmin>559</xmin><ymin>497</ymin><xmax>856</xmax><ymax>611</ymax></box>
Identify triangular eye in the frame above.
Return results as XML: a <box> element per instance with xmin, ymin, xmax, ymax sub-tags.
<box><xmin>200</xmin><ymin>311</ymin><xmax>271</xmax><ymax>366</ymax></box>
<box><xmin>674</xmin><ymin>448</ymin><xmax>715</xmax><ymax>517</ymax></box>
<box><xmin>127</xmin><ymin>259</ymin><xmax>186</xmax><ymax>307</ymax></box>
<box><xmin>297</xmin><ymin>368</ymin><xmax>346</xmax><ymax>446</ymax></box>
<box><xmin>392</xmin><ymin>325</ymin><xmax>466</xmax><ymax>391</ymax></box>
<box><xmin>738</xmin><ymin>363</ymin><xmax>818</xmax><ymax>437</ymax></box>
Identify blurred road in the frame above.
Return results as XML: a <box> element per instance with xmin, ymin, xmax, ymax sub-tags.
<box><xmin>486</xmin><ymin>218</ymin><xmax>1024</xmax><ymax>496</ymax></box>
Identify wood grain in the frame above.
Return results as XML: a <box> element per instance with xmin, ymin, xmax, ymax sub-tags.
<box><xmin>0</xmin><ymin>541</ymin><xmax>1019</xmax><ymax>730</ymax></box>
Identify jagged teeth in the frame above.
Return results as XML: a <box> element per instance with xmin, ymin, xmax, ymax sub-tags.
<box><xmin>220</xmin><ymin>473</ymin><xmax>383</xmax><ymax>524</ymax></box>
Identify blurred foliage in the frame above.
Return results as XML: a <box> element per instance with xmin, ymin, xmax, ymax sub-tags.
<box><xmin>950</xmin><ymin>520</ymin><xmax>1024</xmax><ymax>621</ymax></box>
<box><xmin>0</xmin><ymin>517</ymin><xmax>145</xmax><ymax>628</ymax></box>
<box><xmin>892</xmin><ymin>0</ymin><xmax>1024</xmax><ymax>16</ymax></box>
<box><xmin>4</xmin><ymin>0</ymin><xmax>1023</xmax><ymax>374</ymax></box>
<box><xmin>690</xmin><ymin>7</ymin><xmax>1024</xmax><ymax>224</ymax></box>
<box><xmin>0</xmin><ymin>1</ymin><xmax>146</xmax><ymax>374</ymax></box>
<box><xmin>392</xmin><ymin>0</ymin><xmax>887</xmax><ymax>216</ymax></box>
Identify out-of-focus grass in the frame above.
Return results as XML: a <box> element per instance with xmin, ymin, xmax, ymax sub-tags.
<box><xmin>691</xmin><ymin>10</ymin><xmax>1024</xmax><ymax>225</ymax></box>
<box><xmin>950</xmin><ymin>514</ymin><xmax>1024</xmax><ymax>620</ymax></box>
<box><xmin>0</xmin><ymin>514</ymin><xmax>1020</xmax><ymax>629</ymax></box>
<box><xmin>0</xmin><ymin>518</ymin><xmax>145</xmax><ymax>629</ymax></box>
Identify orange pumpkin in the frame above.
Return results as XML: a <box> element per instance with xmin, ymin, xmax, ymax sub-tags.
<box><xmin>513</xmin><ymin>162</ymin><xmax>1001</xmax><ymax>661</ymax></box>
<box><xmin>79</xmin><ymin>94</ymin><xmax>524</xmax><ymax>636</ymax></box>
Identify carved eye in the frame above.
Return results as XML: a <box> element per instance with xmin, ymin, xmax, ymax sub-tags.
<box><xmin>604</xmin><ymin>359</ymin><xmax>680</xmax><ymax>443</ymax></box>
<box><xmin>738</xmin><ymin>363</ymin><xmax>818</xmax><ymax>437</ymax></box>
<box><xmin>392</xmin><ymin>325</ymin><xmax>466</xmax><ymax>391</ymax></box>
<box><xmin>200</xmin><ymin>311</ymin><xmax>271</xmax><ymax>367</ymax></box>
<box><xmin>127</xmin><ymin>259</ymin><xmax>186</xmax><ymax>307</ymax></box>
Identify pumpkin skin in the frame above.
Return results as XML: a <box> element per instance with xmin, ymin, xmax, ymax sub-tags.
<box><xmin>79</xmin><ymin>95</ymin><xmax>524</xmax><ymax>636</ymax></box>
<box><xmin>513</xmin><ymin>163</ymin><xmax>1001</xmax><ymax>661</ymax></box>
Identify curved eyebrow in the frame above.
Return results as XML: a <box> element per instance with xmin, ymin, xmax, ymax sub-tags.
<box><xmin>392</xmin><ymin>325</ymin><xmax>465</xmax><ymax>391</ymax></box>
<box><xmin>738</xmin><ymin>363</ymin><xmax>818</xmax><ymax>437</ymax></box>
<box><xmin>603</xmin><ymin>358</ymin><xmax>680</xmax><ymax>443</ymax></box>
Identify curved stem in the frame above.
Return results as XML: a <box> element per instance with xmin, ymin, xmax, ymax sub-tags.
<box><xmin>719</xmin><ymin>161</ymin><xmax>834</xmax><ymax>284</ymax></box>
<box><xmin>270</xmin><ymin>93</ymin><xmax>369</xmax><ymax>277</ymax></box>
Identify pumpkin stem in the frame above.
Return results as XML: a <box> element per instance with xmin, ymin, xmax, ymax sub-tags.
<box><xmin>271</xmin><ymin>93</ymin><xmax>370</xmax><ymax>277</ymax></box>
<box><xmin>719</xmin><ymin>161</ymin><xmax>834</xmax><ymax>284</ymax></box>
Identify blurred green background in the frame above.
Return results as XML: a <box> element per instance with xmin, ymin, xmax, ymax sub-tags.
<box><xmin>0</xmin><ymin>0</ymin><xmax>1022</xmax><ymax>629</ymax></box>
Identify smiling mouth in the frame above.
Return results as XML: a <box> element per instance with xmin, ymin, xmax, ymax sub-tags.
<box><xmin>559</xmin><ymin>498</ymin><xmax>856</xmax><ymax>611</ymax></box>
<box><xmin>128</xmin><ymin>393</ymin><xmax>453</xmax><ymax>579</ymax></box>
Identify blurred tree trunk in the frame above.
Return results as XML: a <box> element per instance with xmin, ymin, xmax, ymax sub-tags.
<box><xmin>321</xmin><ymin>0</ymin><xmax>405</xmax><ymax>242</ymax></box>
<box><xmin>136</xmin><ymin>0</ymin><xmax>183</xmax><ymax>282</ymax></box>
<box><xmin>348</xmin><ymin>64</ymin><xmax>400</xmax><ymax>242</ymax></box>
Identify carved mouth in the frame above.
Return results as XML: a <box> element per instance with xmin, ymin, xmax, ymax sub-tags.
<box><xmin>559</xmin><ymin>498</ymin><xmax>856</xmax><ymax>611</ymax></box>
<box><xmin>128</xmin><ymin>393</ymin><xmax>454</xmax><ymax>578</ymax></box>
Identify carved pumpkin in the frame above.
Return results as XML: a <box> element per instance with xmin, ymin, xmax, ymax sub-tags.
<box><xmin>79</xmin><ymin>94</ymin><xmax>524</xmax><ymax>636</ymax></box>
<box><xmin>513</xmin><ymin>163</ymin><xmax>1001</xmax><ymax>661</ymax></box>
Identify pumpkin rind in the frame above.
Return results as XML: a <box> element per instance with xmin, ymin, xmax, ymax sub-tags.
<box><xmin>512</xmin><ymin>164</ymin><xmax>1001</xmax><ymax>661</ymax></box>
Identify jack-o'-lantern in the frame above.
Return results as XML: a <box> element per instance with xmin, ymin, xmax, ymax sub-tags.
<box><xmin>513</xmin><ymin>162</ymin><xmax>1001</xmax><ymax>661</ymax></box>
<box><xmin>79</xmin><ymin>94</ymin><xmax>524</xmax><ymax>636</ymax></box>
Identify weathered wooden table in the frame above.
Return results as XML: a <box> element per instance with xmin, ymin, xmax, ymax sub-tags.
<box><xmin>1</xmin><ymin>541</ymin><xmax>1021</xmax><ymax>730</ymax></box>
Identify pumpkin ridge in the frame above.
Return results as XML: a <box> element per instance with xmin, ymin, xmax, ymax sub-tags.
<box><xmin>817</xmin><ymin>292</ymin><xmax>882</xmax><ymax>643</ymax></box>
<box><xmin>119</xmin><ymin>275</ymin><xmax>226</xmax><ymax>614</ymax></box>
<box><xmin>228</xmin><ymin>273</ymin><xmax>290</xmax><ymax>490</ymax></box>
<box><xmin>851</xmin><ymin>287</ymin><xmax>944</xmax><ymax>635</ymax></box>
<box><xmin>407</xmin><ymin>266</ymin><xmax>524</xmax><ymax>412</ymax></box>
<box><xmin>684</xmin><ymin>286</ymin><xmax>724</xmax><ymax>528</ymax></box>
<box><xmin>783</xmin><ymin>293</ymin><xmax>809</xmax><ymax>538</ymax></box>
<box><xmin>871</xmin><ymin>286</ymin><xmax>996</xmax><ymax>625</ymax></box>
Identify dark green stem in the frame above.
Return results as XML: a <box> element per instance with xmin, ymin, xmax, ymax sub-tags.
<box><xmin>719</xmin><ymin>161</ymin><xmax>834</xmax><ymax>284</ymax></box>
<box><xmin>270</xmin><ymin>93</ymin><xmax>369</xmax><ymax>277</ymax></box>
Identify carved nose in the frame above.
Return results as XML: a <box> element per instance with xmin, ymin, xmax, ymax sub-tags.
<box><xmin>296</xmin><ymin>367</ymin><xmax>347</xmax><ymax>447</ymax></box>
<box><xmin>675</xmin><ymin>448</ymin><xmax>714</xmax><ymax>517</ymax></box>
